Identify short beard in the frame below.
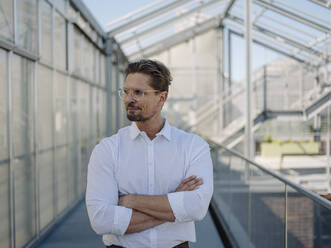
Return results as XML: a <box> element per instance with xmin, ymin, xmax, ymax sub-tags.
<box><xmin>127</xmin><ymin>113</ymin><xmax>150</xmax><ymax>122</ymax></box>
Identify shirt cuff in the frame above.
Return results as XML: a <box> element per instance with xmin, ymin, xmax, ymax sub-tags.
<box><xmin>114</xmin><ymin>206</ymin><xmax>132</xmax><ymax>235</ymax></box>
<box><xmin>167</xmin><ymin>192</ymin><xmax>186</xmax><ymax>222</ymax></box>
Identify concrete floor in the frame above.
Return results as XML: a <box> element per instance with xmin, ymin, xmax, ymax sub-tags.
<box><xmin>37</xmin><ymin>201</ymin><xmax>224</xmax><ymax>248</ymax></box>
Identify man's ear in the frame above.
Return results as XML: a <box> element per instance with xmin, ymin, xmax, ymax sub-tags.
<box><xmin>159</xmin><ymin>91</ymin><xmax>168</xmax><ymax>103</ymax></box>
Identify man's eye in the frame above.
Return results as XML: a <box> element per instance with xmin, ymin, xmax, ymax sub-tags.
<box><xmin>135</xmin><ymin>90</ymin><xmax>143</xmax><ymax>96</ymax></box>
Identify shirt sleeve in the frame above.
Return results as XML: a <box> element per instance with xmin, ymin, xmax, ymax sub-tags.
<box><xmin>167</xmin><ymin>135</ymin><xmax>213</xmax><ymax>222</ymax></box>
<box><xmin>85</xmin><ymin>139</ymin><xmax>132</xmax><ymax>236</ymax></box>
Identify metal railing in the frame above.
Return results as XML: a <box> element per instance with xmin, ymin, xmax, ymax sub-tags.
<box><xmin>209</xmin><ymin>140</ymin><xmax>331</xmax><ymax>248</ymax></box>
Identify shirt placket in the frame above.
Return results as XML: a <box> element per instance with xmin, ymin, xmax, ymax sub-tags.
<box><xmin>147</xmin><ymin>140</ymin><xmax>157</xmax><ymax>247</ymax></box>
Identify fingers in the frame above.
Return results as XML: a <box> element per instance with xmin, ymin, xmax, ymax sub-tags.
<box><xmin>176</xmin><ymin>176</ymin><xmax>203</xmax><ymax>192</ymax></box>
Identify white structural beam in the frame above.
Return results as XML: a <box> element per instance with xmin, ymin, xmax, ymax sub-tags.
<box><xmin>128</xmin><ymin>0</ymin><xmax>236</xmax><ymax>59</ymax></box>
<box><xmin>245</xmin><ymin>0</ymin><xmax>254</xmax><ymax>159</ymax></box>
<box><xmin>107</xmin><ymin>0</ymin><xmax>191</xmax><ymax>37</ymax></box>
<box><xmin>120</xmin><ymin>0</ymin><xmax>226</xmax><ymax>46</ymax></box>
<box><xmin>254</xmin><ymin>0</ymin><xmax>331</xmax><ymax>33</ymax></box>
<box><xmin>307</xmin><ymin>0</ymin><xmax>331</xmax><ymax>9</ymax></box>
<box><xmin>227</xmin><ymin>14</ymin><xmax>324</xmax><ymax>58</ymax></box>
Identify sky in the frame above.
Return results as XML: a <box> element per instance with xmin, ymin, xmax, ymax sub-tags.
<box><xmin>82</xmin><ymin>0</ymin><xmax>155</xmax><ymax>30</ymax></box>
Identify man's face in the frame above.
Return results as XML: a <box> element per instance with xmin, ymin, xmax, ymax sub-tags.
<box><xmin>123</xmin><ymin>73</ymin><xmax>167</xmax><ymax>122</ymax></box>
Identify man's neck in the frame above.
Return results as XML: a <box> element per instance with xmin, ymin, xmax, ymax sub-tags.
<box><xmin>136</xmin><ymin>115</ymin><xmax>165</xmax><ymax>140</ymax></box>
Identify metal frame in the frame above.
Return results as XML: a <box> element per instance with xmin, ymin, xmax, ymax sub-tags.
<box><xmin>254</xmin><ymin>0</ymin><xmax>330</xmax><ymax>33</ymax></box>
<box><xmin>107</xmin><ymin>0</ymin><xmax>191</xmax><ymax>37</ymax></box>
<box><xmin>120</xmin><ymin>0</ymin><xmax>227</xmax><ymax>46</ymax></box>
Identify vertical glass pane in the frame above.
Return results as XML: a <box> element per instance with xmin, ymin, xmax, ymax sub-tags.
<box><xmin>313</xmin><ymin>203</ymin><xmax>331</xmax><ymax>248</ymax></box>
<box><xmin>55</xmin><ymin>72</ymin><xmax>67</xmax><ymax>145</ymax></box>
<box><xmin>11</xmin><ymin>54</ymin><xmax>36</xmax><ymax>247</ymax></box>
<box><xmin>249</xmin><ymin>166</ymin><xmax>285</xmax><ymax>247</ymax></box>
<box><xmin>0</xmin><ymin>49</ymin><xmax>8</xmax><ymax>160</ymax></box>
<box><xmin>40</xmin><ymin>0</ymin><xmax>52</xmax><ymax>64</ymax></box>
<box><xmin>0</xmin><ymin>0</ymin><xmax>13</xmax><ymax>41</ymax></box>
<box><xmin>68</xmin><ymin>79</ymin><xmax>79</xmax><ymax>201</ymax></box>
<box><xmin>100</xmin><ymin>91</ymin><xmax>107</xmax><ymax>138</ymax></box>
<box><xmin>37</xmin><ymin>64</ymin><xmax>53</xmax><ymax>150</ymax></box>
<box><xmin>0</xmin><ymin>163</ymin><xmax>10</xmax><ymax>248</ymax></box>
<box><xmin>12</xmin><ymin>55</ymin><xmax>34</xmax><ymax>156</ymax></box>
<box><xmin>287</xmin><ymin>186</ymin><xmax>317</xmax><ymax>248</ymax></box>
<box><xmin>80</xmin><ymin>82</ymin><xmax>89</xmax><ymax>192</ymax></box>
<box><xmin>39</xmin><ymin>150</ymin><xmax>54</xmax><ymax>230</ymax></box>
<box><xmin>100</xmin><ymin>53</ymin><xmax>106</xmax><ymax>87</ymax></box>
<box><xmin>228</xmin><ymin>157</ymin><xmax>250</xmax><ymax>247</ymax></box>
<box><xmin>212</xmin><ymin>147</ymin><xmax>232</xmax><ymax>224</ymax></box>
<box><xmin>54</xmin><ymin>11</ymin><xmax>66</xmax><ymax>71</ymax></box>
<box><xmin>17</xmin><ymin>0</ymin><xmax>37</xmax><ymax>53</ymax></box>
<box><xmin>55</xmin><ymin>146</ymin><xmax>68</xmax><ymax>214</ymax></box>
<box><xmin>73</xmin><ymin>27</ymin><xmax>81</xmax><ymax>75</ymax></box>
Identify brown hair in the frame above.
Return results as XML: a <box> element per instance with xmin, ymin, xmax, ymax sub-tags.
<box><xmin>125</xmin><ymin>59</ymin><xmax>172</xmax><ymax>92</ymax></box>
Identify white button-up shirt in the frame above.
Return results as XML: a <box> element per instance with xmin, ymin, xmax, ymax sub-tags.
<box><xmin>86</xmin><ymin>120</ymin><xmax>213</xmax><ymax>248</ymax></box>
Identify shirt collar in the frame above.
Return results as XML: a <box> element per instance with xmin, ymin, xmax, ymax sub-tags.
<box><xmin>129</xmin><ymin>119</ymin><xmax>172</xmax><ymax>141</ymax></box>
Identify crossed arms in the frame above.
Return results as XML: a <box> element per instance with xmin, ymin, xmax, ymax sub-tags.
<box><xmin>119</xmin><ymin>176</ymin><xmax>203</xmax><ymax>234</ymax></box>
<box><xmin>86</xmin><ymin>139</ymin><xmax>213</xmax><ymax>236</ymax></box>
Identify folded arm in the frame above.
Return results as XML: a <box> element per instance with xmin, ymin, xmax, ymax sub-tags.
<box><xmin>119</xmin><ymin>137</ymin><xmax>213</xmax><ymax>224</ymax></box>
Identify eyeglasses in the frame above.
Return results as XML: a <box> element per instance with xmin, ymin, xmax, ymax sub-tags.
<box><xmin>118</xmin><ymin>88</ymin><xmax>160</xmax><ymax>100</ymax></box>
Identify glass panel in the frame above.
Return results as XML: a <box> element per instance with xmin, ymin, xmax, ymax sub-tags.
<box><xmin>212</xmin><ymin>147</ymin><xmax>232</xmax><ymax>224</ymax></box>
<box><xmin>0</xmin><ymin>163</ymin><xmax>10</xmax><ymax>248</ymax></box>
<box><xmin>54</xmin><ymin>11</ymin><xmax>66</xmax><ymax>71</ymax></box>
<box><xmin>55</xmin><ymin>146</ymin><xmax>68</xmax><ymax>214</ymax></box>
<box><xmin>40</xmin><ymin>0</ymin><xmax>52</xmax><ymax>64</ymax></box>
<box><xmin>37</xmin><ymin>64</ymin><xmax>53</xmax><ymax>150</ymax></box>
<box><xmin>100</xmin><ymin>53</ymin><xmax>106</xmax><ymax>87</ymax></box>
<box><xmin>0</xmin><ymin>0</ymin><xmax>13</xmax><ymax>41</ymax></box>
<box><xmin>249</xmin><ymin>165</ymin><xmax>285</xmax><ymax>248</ymax></box>
<box><xmin>287</xmin><ymin>186</ymin><xmax>319</xmax><ymax>248</ymax></box>
<box><xmin>38</xmin><ymin>150</ymin><xmax>54</xmax><ymax>230</ymax></box>
<box><xmin>228</xmin><ymin>156</ymin><xmax>250</xmax><ymax>247</ymax></box>
<box><xmin>17</xmin><ymin>0</ymin><xmax>38</xmax><ymax>53</ymax></box>
<box><xmin>12</xmin><ymin>55</ymin><xmax>34</xmax><ymax>156</ymax></box>
<box><xmin>0</xmin><ymin>49</ymin><xmax>8</xmax><ymax>160</ymax></box>
<box><xmin>82</xmin><ymin>36</ymin><xmax>92</xmax><ymax>81</ymax></box>
<box><xmin>55</xmin><ymin>72</ymin><xmax>67</xmax><ymax>146</ymax></box>
<box><xmin>11</xmin><ymin>54</ymin><xmax>36</xmax><ymax>247</ymax></box>
<box><xmin>313</xmin><ymin>203</ymin><xmax>331</xmax><ymax>248</ymax></box>
<box><xmin>73</xmin><ymin>26</ymin><xmax>81</xmax><ymax>75</ymax></box>
<box><xmin>68</xmin><ymin>79</ymin><xmax>79</xmax><ymax>201</ymax></box>
<box><xmin>13</xmin><ymin>156</ymin><xmax>36</xmax><ymax>247</ymax></box>
<box><xmin>100</xmin><ymin>90</ymin><xmax>107</xmax><ymax>138</ymax></box>
<box><xmin>80</xmin><ymin>82</ymin><xmax>89</xmax><ymax>192</ymax></box>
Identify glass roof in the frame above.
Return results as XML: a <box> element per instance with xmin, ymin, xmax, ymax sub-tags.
<box><xmin>106</xmin><ymin>0</ymin><xmax>330</xmax><ymax>66</ymax></box>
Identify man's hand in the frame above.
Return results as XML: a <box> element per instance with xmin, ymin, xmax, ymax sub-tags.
<box><xmin>175</xmin><ymin>176</ymin><xmax>203</xmax><ymax>192</ymax></box>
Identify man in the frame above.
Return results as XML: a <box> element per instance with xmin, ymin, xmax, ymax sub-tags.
<box><xmin>86</xmin><ymin>59</ymin><xmax>213</xmax><ymax>248</ymax></box>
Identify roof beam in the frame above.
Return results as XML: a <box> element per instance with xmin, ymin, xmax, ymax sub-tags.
<box><xmin>120</xmin><ymin>0</ymin><xmax>225</xmax><ymax>46</ymax></box>
<box><xmin>307</xmin><ymin>0</ymin><xmax>331</xmax><ymax>9</ymax></box>
<box><xmin>227</xmin><ymin>14</ymin><xmax>323</xmax><ymax>58</ymax></box>
<box><xmin>219</xmin><ymin>0</ymin><xmax>236</xmax><ymax>26</ymax></box>
<box><xmin>228</xmin><ymin>29</ymin><xmax>313</xmax><ymax>66</ymax></box>
<box><xmin>254</xmin><ymin>0</ymin><xmax>331</xmax><ymax>33</ymax></box>
<box><xmin>128</xmin><ymin>13</ymin><xmax>223</xmax><ymax>59</ymax></box>
<box><xmin>107</xmin><ymin>0</ymin><xmax>191</xmax><ymax>37</ymax></box>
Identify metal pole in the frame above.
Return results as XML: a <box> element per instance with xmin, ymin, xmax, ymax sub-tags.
<box><xmin>8</xmin><ymin>51</ymin><xmax>16</xmax><ymax>248</ymax></box>
<box><xmin>34</xmin><ymin>61</ymin><xmax>40</xmax><ymax>237</ymax></box>
<box><xmin>327</xmin><ymin>105</ymin><xmax>330</xmax><ymax>193</ymax></box>
<box><xmin>245</xmin><ymin>0</ymin><xmax>253</xmax><ymax>159</ymax></box>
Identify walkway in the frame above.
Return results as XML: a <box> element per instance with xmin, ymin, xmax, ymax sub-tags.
<box><xmin>37</xmin><ymin>201</ymin><xmax>224</xmax><ymax>248</ymax></box>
